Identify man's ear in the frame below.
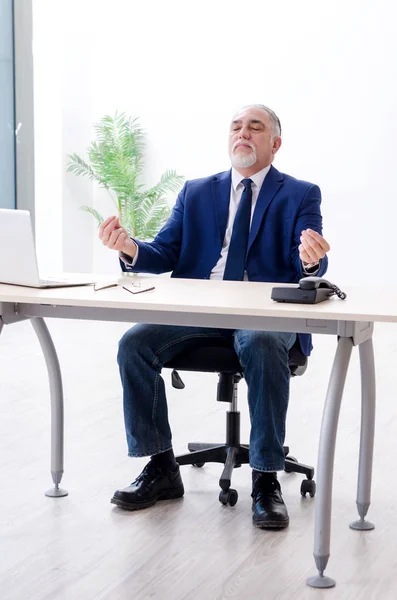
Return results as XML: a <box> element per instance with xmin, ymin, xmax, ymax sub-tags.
<box><xmin>272</xmin><ymin>136</ymin><xmax>282</xmax><ymax>154</ymax></box>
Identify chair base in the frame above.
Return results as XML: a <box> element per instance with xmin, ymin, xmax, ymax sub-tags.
<box><xmin>176</xmin><ymin>442</ymin><xmax>316</xmax><ymax>505</ymax></box>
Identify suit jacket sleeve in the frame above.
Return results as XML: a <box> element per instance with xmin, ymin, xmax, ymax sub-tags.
<box><xmin>120</xmin><ymin>183</ymin><xmax>186</xmax><ymax>274</ymax></box>
<box><xmin>291</xmin><ymin>184</ymin><xmax>328</xmax><ymax>279</ymax></box>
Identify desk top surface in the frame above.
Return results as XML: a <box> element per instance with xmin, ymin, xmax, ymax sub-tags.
<box><xmin>0</xmin><ymin>276</ymin><xmax>397</xmax><ymax>324</ymax></box>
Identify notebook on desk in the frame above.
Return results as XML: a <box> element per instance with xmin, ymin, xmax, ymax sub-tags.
<box><xmin>0</xmin><ymin>209</ymin><xmax>95</xmax><ymax>288</ymax></box>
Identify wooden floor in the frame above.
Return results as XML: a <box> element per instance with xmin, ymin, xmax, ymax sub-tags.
<box><xmin>1</xmin><ymin>317</ymin><xmax>397</xmax><ymax>600</ymax></box>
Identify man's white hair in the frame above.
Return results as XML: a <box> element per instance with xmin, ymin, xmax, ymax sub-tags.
<box><xmin>234</xmin><ymin>104</ymin><xmax>282</xmax><ymax>137</ymax></box>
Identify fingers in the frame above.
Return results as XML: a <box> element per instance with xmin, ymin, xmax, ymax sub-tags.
<box><xmin>98</xmin><ymin>214</ymin><xmax>130</xmax><ymax>253</ymax></box>
<box><xmin>99</xmin><ymin>215</ymin><xmax>116</xmax><ymax>239</ymax></box>
<box><xmin>299</xmin><ymin>243</ymin><xmax>318</xmax><ymax>264</ymax></box>
<box><xmin>108</xmin><ymin>227</ymin><xmax>128</xmax><ymax>251</ymax></box>
<box><xmin>99</xmin><ymin>216</ymin><xmax>123</xmax><ymax>246</ymax></box>
<box><xmin>299</xmin><ymin>229</ymin><xmax>330</xmax><ymax>263</ymax></box>
<box><xmin>303</xmin><ymin>229</ymin><xmax>331</xmax><ymax>252</ymax></box>
<box><xmin>301</xmin><ymin>233</ymin><xmax>322</xmax><ymax>262</ymax></box>
<box><xmin>299</xmin><ymin>232</ymin><xmax>323</xmax><ymax>262</ymax></box>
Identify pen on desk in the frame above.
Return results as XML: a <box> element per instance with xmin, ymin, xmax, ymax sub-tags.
<box><xmin>122</xmin><ymin>285</ymin><xmax>155</xmax><ymax>295</ymax></box>
<box><xmin>93</xmin><ymin>282</ymin><xmax>118</xmax><ymax>291</ymax></box>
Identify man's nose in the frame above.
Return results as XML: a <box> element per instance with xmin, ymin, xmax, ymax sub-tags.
<box><xmin>238</xmin><ymin>126</ymin><xmax>250</xmax><ymax>139</ymax></box>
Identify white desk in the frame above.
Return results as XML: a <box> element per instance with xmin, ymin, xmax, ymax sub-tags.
<box><xmin>1</xmin><ymin>277</ymin><xmax>394</xmax><ymax>588</ymax></box>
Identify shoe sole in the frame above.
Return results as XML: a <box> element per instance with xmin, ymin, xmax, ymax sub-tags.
<box><xmin>252</xmin><ymin>517</ymin><xmax>290</xmax><ymax>529</ymax></box>
<box><xmin>111</xmin><ymin>486</ymin><xmax>184</xmax><ymax>511</ymax></box>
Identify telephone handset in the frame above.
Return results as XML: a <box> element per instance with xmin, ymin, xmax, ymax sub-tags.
<box><xmin>271</xmin><ymin>276</ymin><xmax>347</xmax><ymax>304</ymax></box>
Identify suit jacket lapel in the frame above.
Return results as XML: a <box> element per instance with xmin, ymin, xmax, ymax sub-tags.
<box><xmin>247</xmin><ymin>166</ymin><xmax>284</xmax><ymax>253</ymax></box>
<box><xmin>211</xmin><ymin>170</ymin><xmax>231</xmax><ymax>247</ymax></box>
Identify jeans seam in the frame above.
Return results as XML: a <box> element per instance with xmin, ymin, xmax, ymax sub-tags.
<box><xmin>233</xmin><ymin>335</ymin><xmax>246</xmax><ymax>370</ymax></box>
<box><xmin>152</xmin><ymin>372</ymin><xmax>161</xmax><ymax>453</ymax></box>
<box><xmin>250</xmin><ymin>462</ymin><xmax>285</xmax><ymax>472</ymax></box>
<box><xmin>128</xmin><ymin>445</ymin><xmax>173</xmax><ymax>458</ymax></box>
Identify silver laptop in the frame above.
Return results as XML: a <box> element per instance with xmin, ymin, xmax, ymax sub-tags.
<box><xmin>0</xmin><ymin>209</ymin><xmax>95</xmax><ymax>288</ymax></box>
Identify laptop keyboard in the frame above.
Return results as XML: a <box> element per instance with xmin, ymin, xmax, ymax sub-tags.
<box><xmin>40</xmin><ymin>278</ymin><xmax>68</xmax><ymax>284</ymax></box>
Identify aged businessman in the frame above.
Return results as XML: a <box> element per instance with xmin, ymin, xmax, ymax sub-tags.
<box><xmin>99</xmin><ymin>104</ymin><xmax>330</xmax><ymax>528</ymax></box>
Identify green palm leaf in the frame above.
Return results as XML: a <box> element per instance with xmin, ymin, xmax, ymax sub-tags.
<box><xmin>147</xmin><ymin>170</ymin><xmax>185</xmax><ymax>197</ymax></box>
<box><xmin>67</xmin><ymin>112</ymin><xmax>184</xmax><ymax>240</ymax></box>
<box><xmin>66</xmin><ymin>154</ymin><xmax>107</xmax><ymax>187</ymax></box>
<box><xmin>134</xmin><ymin>191</ymin><xmax>171</xmax><ymax>240</ymax></box>
<box><xmin>80</xmin><ymin>206</ymin><xmax>104</xmax><ymax>226</ymax></box>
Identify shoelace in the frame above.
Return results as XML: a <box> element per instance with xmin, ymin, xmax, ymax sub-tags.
<box><xmin>251</xmin><ymin>477</ymin><xmax>282</xmax><ymax>499</ymax></box>
<box><xmin>131</xmin><ymin>461</ymin><xmax>162</xmax><ymax>486</ymax></box>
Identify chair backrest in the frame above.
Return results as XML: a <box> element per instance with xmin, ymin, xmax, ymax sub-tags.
<box><xmin>288</xmin><ymin>342</ymin><xmax>308</xmax><ymax>377</ymax></box>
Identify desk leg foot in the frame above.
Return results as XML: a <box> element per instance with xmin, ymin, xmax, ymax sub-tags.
<box><xmin>350</xmin><ymin>518</ymin><xmax>375</xmax><ymax>531</ymax></box>
<box><xmin>307</xmin><ymin>575</ymin><xmax>336</xmax><ymax>589</ymax></box>
<box><xmin>350</xmin><ymin>502</ymin><xmax>375</xmax><ymax>530</ymax></box>
<box><xmin>45</xmin><ymin>485</ymin><xmax>68</xmax><ymax>498</ymax></box>
<box><xmin>306</xmin><ymin>554</ymin><xmax>335</xmax><ymax>588</ymax></box>
<box><xmin>45</xmin><ymin>471</ymin><xmax>68</xmax><ymax>498</ymax></box>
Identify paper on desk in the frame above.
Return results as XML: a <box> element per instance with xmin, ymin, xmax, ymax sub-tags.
<box><xmin>122</xmin><ymin>284</ymin><xmax>155</xmax><ymax>295</ymax></box>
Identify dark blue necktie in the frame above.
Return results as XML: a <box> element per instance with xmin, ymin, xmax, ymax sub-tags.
<box><xmin>223</xmin><ymin>178</ymin><xmax>253</xmax><ymax>281</ymax></box>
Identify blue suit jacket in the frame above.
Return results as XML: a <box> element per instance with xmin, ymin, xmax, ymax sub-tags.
<box><xmin>122</xmin><ymin>165</ymin><xmax>328</xmax><ymax>355</ymax></box>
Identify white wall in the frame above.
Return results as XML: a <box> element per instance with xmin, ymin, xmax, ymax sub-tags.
<box><xmin>33</xmin><ymin>0</ymin><xmax>397</xmax><ymax>284</ymax></box>
<box><xmin>33</xmin><ymin>0</ymin><xmax>95</xmax><ymax>274</ymax></box>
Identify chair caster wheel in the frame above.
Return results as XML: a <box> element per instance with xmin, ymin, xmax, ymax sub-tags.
<box><xmin>219</xmin><ymin>488</ymin><xmax>238</xmax><ymax>506</ymax></box>
<box><xmin>284</xmin><ymin>455</ymin><xmax>298</xmax><ymax>473</ymax></box>
<box><xmin>301</xmin><ymin>479</ymin><xmax>316</xmax><ymax>497</ymax></box>
<box><xmin>193</xmin><ymin>462</ymin><xmax>205</xmax><ymax>468</ymax></box>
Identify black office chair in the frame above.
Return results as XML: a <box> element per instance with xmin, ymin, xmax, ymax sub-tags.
<box><xmin>165</xmin><ymin>339</ymin><xmax>316</xmax><ymax>506</ymax></box>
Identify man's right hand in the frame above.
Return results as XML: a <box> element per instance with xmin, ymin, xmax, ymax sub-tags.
<box><xmin>99</xmin><ymin>216</ymin><xmax>137</xmax><ymax>258</ymax></box>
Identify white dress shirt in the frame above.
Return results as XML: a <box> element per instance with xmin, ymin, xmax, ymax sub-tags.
<box><xmin>209</xmin><ymin>166</ymin><xmax>270</xmax><ymax>280</ymax></box>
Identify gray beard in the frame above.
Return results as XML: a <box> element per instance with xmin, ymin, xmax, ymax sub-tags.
<box><xmin>231</xmin><ymin>151</ymin><xmax>257</xmax><ymax>169</ymax></box>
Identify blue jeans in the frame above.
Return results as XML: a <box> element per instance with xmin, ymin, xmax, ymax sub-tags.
<box><xmin>117</xmin><ymin>325</ymin><xmax>296</xmax><ymax>472</ymax></box>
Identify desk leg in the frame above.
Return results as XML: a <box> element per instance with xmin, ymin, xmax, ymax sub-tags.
<box><xmin>307</xmin><ymin>337</ymin><xmax>353</xmax><ymax>589</ymax></box>
<box><xmin>30</xmin><ymin>318</ymin><xmax>68</xmax><ymax>498</ymax></box>
<box><xmin>350</xmin><ymin>338</ymin><xmax>376</xmax><ymax>530</ymax></box>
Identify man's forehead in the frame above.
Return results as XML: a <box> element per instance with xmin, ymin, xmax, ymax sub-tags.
<box><xmin>232</xmin><ymin>107</ymin><xmax>269</xmax><ymax>123</ymax></box>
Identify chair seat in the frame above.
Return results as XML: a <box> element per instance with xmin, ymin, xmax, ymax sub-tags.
<box><xmin>164</xmin><ymin>340</ymin><xmax>307</xmax><ymax>375</ymax></box>
<box><xmin>165</xmin><ymin>344</ymin><xmax>241</xmax><ymax>374</ymax></box>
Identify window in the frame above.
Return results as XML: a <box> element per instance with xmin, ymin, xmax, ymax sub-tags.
<box><xmin>0</xmin><ymin>0</ymin><xmax>16</xmax><ymax>209</ymax></box>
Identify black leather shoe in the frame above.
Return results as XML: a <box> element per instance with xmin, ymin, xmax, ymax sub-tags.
<box><xmin>252</xmin><ymin>474</ymin><xmax>289</xmax><ymax>529</ymax></box>
<box><xmin>111</xmin><ymin>461</ymin><xmax>184</xmax><ymax>510</ymax></box>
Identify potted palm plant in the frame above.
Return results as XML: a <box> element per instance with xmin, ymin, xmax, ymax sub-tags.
<box><xmin>66</xmin><ymin>112</ymin><xmax>184</xmax><ymax>240</ymax></box>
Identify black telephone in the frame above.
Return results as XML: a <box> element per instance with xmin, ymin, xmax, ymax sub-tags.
<box><xmin>271</xmin><ymin>276</ymin><xmax>347</xmax><ymax>304</ymax></box>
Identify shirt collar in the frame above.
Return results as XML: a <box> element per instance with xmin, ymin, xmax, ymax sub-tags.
<box><xmin>231</xmin><ymin>165</ymin><xmax>271</xmax><ymax>192</ymax></box>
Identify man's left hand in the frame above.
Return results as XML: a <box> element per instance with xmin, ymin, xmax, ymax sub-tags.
<box><xmin>299</xmin><ymin>229</ymin><xmax>330</xmax><ymax>265</ymax></box>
